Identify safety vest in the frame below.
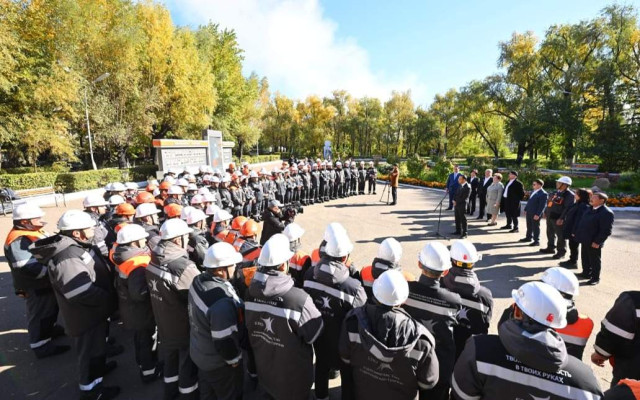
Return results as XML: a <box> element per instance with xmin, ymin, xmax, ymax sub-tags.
<box><xmin>232</xmin><ymin>237</ymin><xmax>246</xmax><ymax>252</ymax></box>
<box><xmin>619</xmin><ymin>379</ymin><xmax>640</xmax><ymax>400</ymax></box>
<box><xmin>557</xmin><ymin>314</ymin><xmax>594</xmax><ymax>347</ymax></box>
<box><xmin>311</xmin><ymin>248</ymin><xmax>321</xmax><ymax>266</ymax></box>
<box><xmin>215</xmin><ymin>229</ymin><xmax>229</xmax><ymax>243</ymax></box>
<box><xmin>4</xmin><ymin>229</ymin><xmax>47</xmax><ymax>247</ymax></box>
<box><xmin>115</xmin><ymin>255</ymin><xmax>151</xmax><ymax>278</ymax></box>
<box><xmin>225</xmin><ymin>229</ymin><xmax>239</xmax><ymax>245</ymax></box>
<box><xmin>289</xmin><ymin>252</ymin><xmax>310</xmax><ymax>272</ymax></box>
<box><xmin>240</xmin><ymin>243</ymin><xmax>261</xmax><ymax>263</ymax></box>
<box><xmin>361</xmin><ymin>265</ymin><xmax>415</xmax><ymax>288</ymax></box>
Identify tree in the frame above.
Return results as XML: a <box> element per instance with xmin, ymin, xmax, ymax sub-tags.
<box><xmin>429</xmin><ymin>89</ymin><xmax>465</xmax><ymax>158</ymax></box>
<box><xmin>383</xmin><ymin>91</ymin><xmax>415</xmax><ymax>157</ymax></box>
<box><xmin>296</xmin><ymin>96</ymin><xmax>335</xmax><ymax>156</ymax></box>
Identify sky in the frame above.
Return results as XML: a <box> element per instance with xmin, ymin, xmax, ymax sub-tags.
<box><xmin>164</xmin><ymin>0</ymin><xmax>639</xmax><ymax>107</ymax></box>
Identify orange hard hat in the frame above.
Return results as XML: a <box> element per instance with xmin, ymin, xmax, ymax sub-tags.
<box><xmin>146</xmin><ymin>183</ymin><xmax>157</xmax><ymax>192</ymax></box>
<box><xmin>231</xmin><ymin>216</ymin><xmax>248</xmax><ymax>231</ymax></box>
<box><xmin>240</xmin><ymin>220</ymin><xmax>259</xmax><ymax>237</ymax></box>
<box><xmin>115</xmin><ymin>203</ymin><xmax>136</xmax><ymax>216</ymax></box>
<box><xmin>164</xmin><ymin>203</ymin><xmax>183</xmax><ymax>219</ymax></box>
<box><xmin>159</xmin><ymin>181</ymin><xmax>172</xmax><ymax>191</ymax></box>
<box><xmin>135</xmin><ymin>191</ymin><xmax>155</xmax><ymax>204</ymax></box>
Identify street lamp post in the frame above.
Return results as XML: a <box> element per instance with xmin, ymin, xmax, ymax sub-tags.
<box><xmin>83</xmin><ymin>72</ymin><xmax>110</xmax><ymax>170</ymax></box>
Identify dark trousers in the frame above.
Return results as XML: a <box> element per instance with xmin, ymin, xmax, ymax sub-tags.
<box><xmin>505</xmin><ymin>207</ymin><xmax>520</xmax><ymax>229</ymax></box>
<box><xmin>391</xmin><ymin>187</ymin><xmax>397</xmax><ymax>204</ymax></box>
<box><xmin>455</xmin><ymin>206</ymin><xmax>468</xmax><ymax>233</ymax></box>
<box><xmin>367</xmin><ymin>178</ymin><xmax>376</xmax><ymax>194</ymax></box>
<box><xmin>358</xmin><ymin>179</ymin><xmax>365</xmax><ymax>194</ymax></box>
<box><xmin>314</xmin><ymin>348</ymin><xmax>353</xmax><ymax>400</ymax></box>
<box><xmin>525</xmin><ymin>213</ymin><xmax>541</xmax><ymax>241</ymax></box>
<box><xmin>581</xmin><ymin>245</ymin><xmax>602</xmax><ymax>280</ymax></box>
<box><xmin>162</xmin><ymin>345</ymin><xmax>199</xmax><ymax>399</ymax></box>
<box><xmin>350</xmin><ymin>180</ymin><xmax>357</xmax><ymax>195</ymax></box>
<box><xmin>25</xmin><ymin>288</ymin><xmax>59</xmax><ymax>355</ymax></box>
<box><xmin>134</xmin><ymin>326</ymin><xmax>158</xmax><ymax>378</ymax></box>
<box><xmin>198</xmin><ymin>365</ymin><xmax>243</xmax><ymax>400</ymax></box>
<box><xmin>467</xmin><ymin>193</ymin><xmax>477</xmax><ymax>215</ymax></box>
<box><xmin>420</xmin><ymin>348</ymin><xmax>454</xmax><ymax>400</ymax></box>
<box><xmin>74</xmin><ymin>320</ymin><xmax>107</xmax><ymax>392</ymax></box>
<box><xmin>568</xmin><ymin>238</ymin><xmax>580</xmax><ymax>263</ymax></box>
<box><xmin>478</xmin><ymin>193</ymin><xmax>487</xmax><ymax>218</ymax></box>
<box><xmin>546</xmin><ymin>218</ymin><xmax>566</xmax><ymax>254</ymax></box>
<box><xmin>448</xmin><ymin>191</ymin><xmax>455</xmax><ymax>208</ymax></box>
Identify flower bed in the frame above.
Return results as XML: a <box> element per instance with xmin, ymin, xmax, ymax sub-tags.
<box><xmin>379</xmin><ymin>175</ymin><xmax>446</xmax><ymax>189</ymax></box>
<box><xmin>607</xmin><ymin>194</ymin><xmax>640</xmax><ymax>208</ymax></box>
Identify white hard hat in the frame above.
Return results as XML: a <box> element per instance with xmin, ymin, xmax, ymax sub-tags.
<box><xmin>258</xmin><ymin>234</ymin><xmax>294</xmax><ymax>267</ymax></box>
<box><xmin>221</xmin><ymin>176</ymin><xmax>231</xmax><ymax>183</ymax></box>
<box><xmin>557</xmin><ymin>176</ymin><xmax>572</xmax><ymax>186</ymax></box>
<box><xmin>168</xmin><ymin>167</ymin><xmax>181</xmax><ymax>175</ymax></box>
<box><xmin>213</xmin><ymin>209</ymin><xmax>233</xmax><ymax>222</ymax></box>
<box><xmin>57</xmin><ymin>210</ymin><xmax>96</xmax><ymax>231</ymax></box>
<box><xmin>135</xmin><ymin>203</ymin><xmax>160</xmax><ymax>218</ymax></box>
<box><xmin>168</xmin><ymin>185</ymin><xmax>183</xmax><ymax>195</ymax></box>
<box><xmin>180</xmin><ymin>206</ymin><xmax>195</xmax><ymax>221</ymax></box>
<box><xmin>450</xmin><ymin>240</ymin><xmax>479</xmax><ymax>264</ymax></box>
<box><xmin>83</xmin><ymin>193</ymin><xmax>108</xmax><ymax>208</ymax></box>
<box><xmin>190</xmin><ymin>194</ymin><xmax>205</xmax><ymax>205</ymax></box>
<box><xmin>541</xmin><ymin>267</ymin><xmax>579</xmax><ymax>297</ymax></box>
<box><xmin>323</xmin><ymin>222</ymin><xmax>345</xmax><ymax>241</ymax></box>
<box><xmin>104</xmin><ymin>183</ymin><xmax>114</xmax><ymax>191</ymax></box>
<box><xmin>512</xmin><ymin>282</ymin><xmax>567</xmax><ymax>329</ymax></box>
<box><xmin>283</xmin><ymin>223</ymin><xmax>305</xmax><ymax>242</ymax></box>
<box><xmin>203</xmin><ymin>193</ymin><xmax>216</xmax><ymax>203</ymax></box>
<box><xmin>203</xmin><ymin>242</ymin><xmax>243</xmax><ymax>269</ymax></box>
<box><xmin>377</xmin><ymin>238</ymin><xmax>403</xmax><ymax>264</ymax></box>
<box><xmin>260</xmin><ymin>168</ymin><xmax>268</xmax><ymax>175</ymax></box>
<box><xmin>13</xmin><ymin>203</ymin><xmax>45</xmax><ymax>220</ymax></box>
<box><xmin>373</xmin><ymin>270</ymin><xmax>409</xmax><ymax>307</ymax></box>
<box><xmin>324</xmin><ymin>223</ymin><xmax>353</xmax><ymax>257</ymax></box>
<box><xmin>116</xmin><ymin>224</ymin><xmax>149</xmax><ymax>244</ymax></box>
<box><xmin>336</xmin><ymin>161</ymin><xmax>342</xmax><ymax>166</ymax></box>
<box><xmin>206</xmin><ymin>204</ymin><xmax>220</xmax><ymax>216</ymax></box>
<box><xmin>198</xmin><ymin>187</ymin><xmax>210</xmax><ymax>196</ymax></box>
<box><xmin>212</xmin><ymin>176</ymin><xmax>221</xmax><ymax>184</ymax></box>
<box><xmin>125</xmin><ymin>182</ymin><xmax>138</xmax><ymax>190</ymax></box>
<box><xmin>111</xmin><ymin>182</ymin><xmax>126</xmax><ymax>191</ymax></box>
<box><xmin>160</xmin><ymin>218</ymin><xmax>193</xmax><ymax>240</ymax></box>
<box><xmin>164</xmin><ymin>176</ymin><xmax>176</xmax><ymax>185</ymax></box>
<box><xmin>152</xmin><ymin>188</ymin><xmax>160</xmax><ymax>197</ymax></box>
<box><xmin>344</xmin><ymin>161</ymin><xmax>350</xmax><ymax>166</ymax></box>
<box><xmin>369</xmin><ymin>161</ymin><xmax>374</xmax><ymax>165</ymax></box>
<box><xmin>187</xmin><ymin>183</ymin><xmax>198</xmax><ymax>191</ymax></box>
<box><xmin>177</xmin><ymin>178</ymin><xmax>189</xmax><ymax>187</ymax></box>
<box><xmin>187</xmin><ymin>209</ymin><xmax>207</xmax><ymax>225</ymax></box>
<box><xmin>418</xmin><ymin>242</ymin><xmax>450</xmax><ymax>272</ymax></box>
<box><xmin>108</xmin><ymin>195</ymin><xmax>126</xmax><ymax>206</ymax></box>
<box><xmin>249</xmin><ymin>171</ymin><xmax>259</xmax><ymax>178</ymax></box>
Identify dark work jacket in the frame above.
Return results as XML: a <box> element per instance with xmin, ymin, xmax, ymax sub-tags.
<box><xmin>146</xmin><ymin>240</ymin><xmax>200</xmax><ymax>348</ymax></box>
<box><xmin>218</xmin><ymin>187</ymin><xmax>233</xmax><ymax>211</ymax></box>
<box><xmin>501</xmin><ymin>179</ymin><xmax>525</xmax><ymax>214</ymax></box>
<box><xmin>546</xmin><ymin>189</ymin><xmax>575</xmax><ymax>220</ymax></box>
<box><xmin>524</xmin><ymin>189</ymin><xmax>548</xmax><ymax>217</ymax></box>
<box><xmin>260</xmin><ymin>209</ymin><xmax>285</xmax><ymax>245</ymax></box>
<box><xmin>29</xmin><ymin>234</ymin><xmax>117</xmax><ymax>337</ymax></box>
<box><xmin>574</xmin><ymin>205</ymin><xmax>615</xmax><ymax>247</ymax></box>
<box><xmin>454</xmin><ymin>182</ymin><xmax>471</xmax><ymax>209</ymax></box>
<box><xmin>187</xmin><ymin>228</ymin><xmax>209</xmax><ymax>270</ymax></box>
<box><xmin>303</xmin><ymin>259</ymin><xmax>367</xmax><ymax>367</ymax></box>
<box><xmin>311</xmin><ymin>170</ymin><xmax>320</xmax><ymax>188</ymax></box>
<box><xmin>250</xmin><ymin>180</ymin><xmax>264</xmax><ymax>201</ymax></box>
<box><xmin>139</xmin><ymin>223</ymin><xmax>161</xmax><ymax>251</ymax></box>
<box><xmin>112</xmin><ymin>244</ymin><xmax>155</xmax><ymax>331</ymax></box>
<box><xmin>563</xmin><ymin>202</ymin><xmax>589</xmax><ymax>237</ymax></box>
<box><xmin>5</xmin><ymin>226</ymin><xmax>50</xmax><ymax>293</ymax></box>
<box><xmin>452</xmin><ymin>319</ymin><xmax>602</xmax><ymax>400</ymax></box>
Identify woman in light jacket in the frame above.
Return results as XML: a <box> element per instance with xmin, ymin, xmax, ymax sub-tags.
<box><xmin>486</xmin><ymin>173</ymin><xmax>504</xmax><ymax>226</ymax></box>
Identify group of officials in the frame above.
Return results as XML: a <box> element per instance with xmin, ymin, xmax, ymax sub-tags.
<box><xmin>4</xmin><ymin>160</ymin><xmax>638</xmax><ymax>400</ymax></box>
<box><xmin>445</xmin><ymin>166</ymin><xmax>614</xmax><ymax>286</ymax></box>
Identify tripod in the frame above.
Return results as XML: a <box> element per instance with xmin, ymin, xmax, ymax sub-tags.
<box><xmin>379</xmin><ymin>181</ymin><xmax>391</xmax><ymax>204</ymax></box>
<box><xmin>427</xmin><ymin>191</ymin><xmax>449</xmax><ymax>239</ymax></box>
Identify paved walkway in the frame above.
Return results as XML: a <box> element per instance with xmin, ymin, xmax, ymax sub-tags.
<box><xmin>1</xmin><ymin>185</ymin><xmax>638</xmax><ymax>398</ymax></box>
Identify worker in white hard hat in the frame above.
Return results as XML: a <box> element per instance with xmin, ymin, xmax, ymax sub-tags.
<box><xmin>134</xmin><ymin>203</ymin><xmax>161</xmax><ymax>250</ymax></box>
<box><xmin>110</xmin><ymin>224</ymin><xmax>160</xmax><ymax>383</ymax></box>
<box><xmin>29</xmin><ymin>210</ymin><xmax>120</xmax><ymax>399</ymax></box>
<box><xmin>310</xmin><ymin>162</ymin><xmax>320</xmax><ymax>204</ymax></box>
<box><xmin>334</xmin><ymin>161</ymin><xmax>344</xmax><ymax>199</ymax></box>
<box><xmin>319</xmin><ymin>161</ymin><xmax>329</xmax><ymax>202</ymax></box>
<box><xmin>498</xmin><ymin>266</ymin><xmax>593</xmax><ymax>360</ymax></box>
<box><xmin>302</xmin><ymin>223</ymin><xmax>367</xmax><ymax>400</ymax></box>
<box><xmin>166</xmin><ymin>185</ymin><xmax>187</xmax><ymax>207</ymax></box>
<box><xmin>240</xmin><ymin>174</ymin><xmax>255</xmax><ymax>218</ymax></box>
<box><xmin>403</xmin><ymin>242</ymin><xmax>463</xmax><ymax>400</ymax></box>
<box><xmin>83</xmin><ymin>193</ymin><xmax>113</xmax><ymax>257</ymax></box>
<box><xmin>452</xmin><ymin>281</ymin><xmax>602</xmax><ymax>400</ymax></box>
<box><xmin>5</xmin><ymin>203</ymin><xmax>68</xmax><ymax>359</ymax></box>
<box><xmin>282</xmin><ymin>222</ymin><xmax>311</xmax><ymax>287</ymax></box>
<box><xmin>356</xmin><ymin>160</ymin><xmax>365</xmax><ymax>195</ymax></box>
<box><xmin>185</xmin><ymin>209</ymin><xmax>209</xmax><ymax>270</ymax></box>
<box><xmin>360</xmin><ymin>238</ymin><xmax>414</xmax><ymax>299</ymax></box>
<box><xmin>145</xmin><ymin>218</ymin><xmax>200</xmax><ymax>399</ymax></box>
<box><xmin>441</xmin><ymin>239</ymin><xmax>493</xmax><ymax>359</ymax></box>
<box><xmin>300</xmin><ymin>164</ymin><xmax>312</xmax><ymax>205</ymax></box>
<box><xmin>244</xmin><ymin>234</ymin><xmax>324</xmax><ymax>400</ymax></box>
<box><xmin>339</xmin><ymin>269</ymin><xmax>439</xmax><ymax>400</ymax></box>
<box><xmin>365</xmin><ymin>161</ymin><xmax>377</xmax><ymax>195</ymax></box>
<box><xmin>248</xmin><ymin>170</ymin><xmax>264</xmax><ymax>221</ymax></box>
<box><xmin>188</xmin><ymin>242</ymin><xmax>244</xmax><ymax>400</ymax></box>
<box><xmin>210</xmin><ymin>209</ymin><xmax>233</xmax><ymax>244</ymax></box>
<box><xmin>541</xmin><ymin>175</ymin><xmax>575</xmax><ymax>260</ymax></box>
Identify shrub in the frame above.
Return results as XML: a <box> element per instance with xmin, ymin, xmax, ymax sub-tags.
<box><xmin>406</xmin><ymin>154</ymin><xmax>427</xmax><ymax>178</ymax></box>
<box><xmin>616</xmin><ymin>172</ymin><xmax>640</xmax><ymax>192</ymax></box>
<box><xmin>56</xmin><ymin>169</ymin><xmax>128</xmax><ymax>193</ymax></box>
<box><xmin>0</xmin><ymin>172</ymin><xmax>59</xmax><ymax>190</ymax></box>
<box><xmin>128</xmin><ymin>165</ymin><xmax>158</xmax><ymax>181</ymax></box>
<box><xmin>386</xmin><ymin>154</ymin><xmax>400</xmax><ymax>166</ymax></box>
<box><xmin>432</xmin><ymin>159</ymin><xmax>453</xmax><ymax>182</ymax></box>
<box><xmin>233</xmin><ymin>154</ymin><xmax>282</xmax><ymax>164</ymax></box>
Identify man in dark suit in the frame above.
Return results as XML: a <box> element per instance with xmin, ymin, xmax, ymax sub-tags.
<box><xmin>519</xmin><ymin>179</ymin><xmax>547</xmax><ymax>246</ymax></box>
<box><xmin>445</xmin><ymin>165</ymin><xmax>460</xmax><ymax>210</ymax></box>
<box><xmin>574</xmin><ymin>192</ymin><xmax>614</xmax><ymax>286</ymax></box>
<box><xmin>476</xmin><ymin>168</ymin><xmax>493</xmax><ymax>220</ymax></box>
<box><xmin>452</xmin><ymin>174</ymin><xmax>471</xmax><ymax>238</ymax></box>
<box><xmin>467</xmin><ymin>169</ymin><xmax>479</xmax><ymax>216</ymax></box>
<box><xmin>500</xmin><ymin>170</ymin><xmax>525</xmax><ymax>233</ymax></box>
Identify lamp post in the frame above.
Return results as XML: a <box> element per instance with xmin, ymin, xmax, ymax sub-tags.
<box><xmin>84</xmin><ymin>72</ymin><xmax>110</xmax><ymax>170</ymax></box>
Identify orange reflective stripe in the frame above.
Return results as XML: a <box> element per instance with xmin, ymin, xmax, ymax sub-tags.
<box><xmin>311</xmin><ymin>248</ymin><xmax>320</xmax><ymax>265</ymax></box>
<box><xmin>620</xmin><ymin>379</ymin><xmax>640</xmax><ymax>400</ymax></box>
<box><xmin>243</xmin><ymin>267</ymin><xmax>257</xmax><ymax>287</ymax></box>
<box><xmin>116</xmin><ymin>255</ymin><xmax>151</xmax><ymax>278</ymax></box>
<box><xmin>5</xmin><ymin>229</ymin><xmax>46</xmax><ymax>247</ymax></box>
<box><xmin>215</xmin><ymin>230</ymin><xmax>229</xmax><ymax>243</ymax></box>
<box><xmin>361</xmin><ymin>266</ymin><xmax>374</xmax><ymax>287</ymax></box>
<box><xmin>289</xmin><ymin>252</ymin><xmax>310</xmax><ymax>271</ymax></box>
<box><xmin>556</xmin><ymin>315</ymin><xmax>594</xmax><ymax>346</ymax></box>
<box><xmin>225</xmin><ymin>231</ymin><xmax>238</xmax><ymax>244</ymax></box>
<box><xmin>242</xmin><ymin>246</ymin><xmax>260</xmax><ymax>262</ymax></box>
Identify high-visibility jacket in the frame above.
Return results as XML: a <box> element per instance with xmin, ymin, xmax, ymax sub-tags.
<box><xmin>556</xmin><ymin>313</ymin><xmax>594</xmax><ymax>360</ymax></box>
<box><xmin>4</xmin><ymin>228</ymin><xmax>49</xmax><ymax>292</ymax></box>
<box><xmin>360</xmin><ymin>262</ymin><xmax>415</xmax><ymax>300</ymax></box>
<box><xmin>225</xmin><ymin>229</ymin><xmax>240</xmax><ymax>245</ymax></box>
<box><xmin>605</xmin><ymin>379</ymin><xmax>640</xmax><ymax>400</ymax></box>
<box><xmin>111</xmin><ymin>244</ymin><xmax>154</xmax><ymax>331</ymax></box>
<box><xmin>288</xmin><ymin>251</ymin><xmax>311</xmax><ymax>288</ymax></box>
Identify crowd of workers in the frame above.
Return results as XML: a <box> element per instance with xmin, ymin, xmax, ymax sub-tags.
<box><xmin>3</xmin><ymin>160</ymin><xmax>639</xmax><ymax>400</ymax></box>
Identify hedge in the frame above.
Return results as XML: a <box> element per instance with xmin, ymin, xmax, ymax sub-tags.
<box><xmin>0</xmin><ymin>172</ymin><xmax>59</xmax><ymax>191</ymax></box>
<box><xmin>128</xmin><ymin>165</ymin><xmax>158</xmax><ymax>181</ymax></box>
<box><xmin>233</xmin><ymin>154</ymin><xmax>281</xmax><ymax>164</ymax></box>
<box><xmin>55</xmin><ymin>169</ymin><xmax>128</xmax><ymax>193</ymax></box>
<box><xmin>378</xmin><ymin>174</ymin><xmax>447</xmax><ymax>189</ymax></box>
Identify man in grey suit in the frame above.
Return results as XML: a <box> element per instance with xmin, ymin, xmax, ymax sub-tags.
<box><xmin>520</xmin><ymin>179</ymin><xmax>547</xmax><ymax>246</ymax></box>
<box><xmin>452</xmin><ymin>174</ymin><xmax>471</xmax><ymax>238</ymax></box>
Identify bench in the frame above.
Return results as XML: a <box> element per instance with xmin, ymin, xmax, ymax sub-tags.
<box><xmin>0</xmin><ymin>186</ymin><xmax>66</xmax><ymax>216</ymax></box>
<box><xmin>570</xmin><ymin>163</ymin><xmax>599</xmax><ymax>172</ymax></box>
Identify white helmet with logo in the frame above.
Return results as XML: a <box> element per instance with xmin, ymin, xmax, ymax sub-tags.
<box><xmin>13</xmin><ymin>203</ymin><xmax>45</xmax><ymax>221</ymax></box>
<box><xmin>377</xmin><ymin>238</ymin><xmax>403</xmax><ymax>264</ymax></box>
<box><xmin>116</xmin><ymin>224</ymin><xmax>149</xmax><ymax>244</ymax></box>
<box><xmin>418</xmin><ymin>242</ymin><xmax>450</xmax><ymax>272</ymax></box>
<box><xmin>450</xmin><ymin>239</ymin><xmax>479</xmax><ymax>265</ymax></box>
<box><xmin>512</xmin><ymin>281</ymin><xmax>567</xmax><ymax>329</ymax></box>
<box><xmin>203</xmin><ymin>242</ymin><xmax>243</xmax><ymax>269</ymax></box>
<box><xmin>541</xmin><ymin>267</ymin><xmax>579</xmax><ymax>298</ymax></box>
<box><xmin>160</xmin><ymin>218</ymin><xmax>193</xmax><ymax>240</ymax></box>
<box><xmin>373</xmin><ymin>270</ymin><xmax>409</xmax><ymax>306</ymax></box>
<box><xmin>258</xmin><ymin>234</ymin><xmax>294</xmax><ymax>267</ymax></box>
<box><xmin>57</xmin><ymin>210</ymin><xmax>96</xmax><ymax>231</ymax></box>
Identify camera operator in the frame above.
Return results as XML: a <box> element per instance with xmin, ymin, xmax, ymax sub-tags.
<box><xmin>260</xmin><ymin>200</ymin><xmax>287</xmax><ymax>245</ymax></box>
